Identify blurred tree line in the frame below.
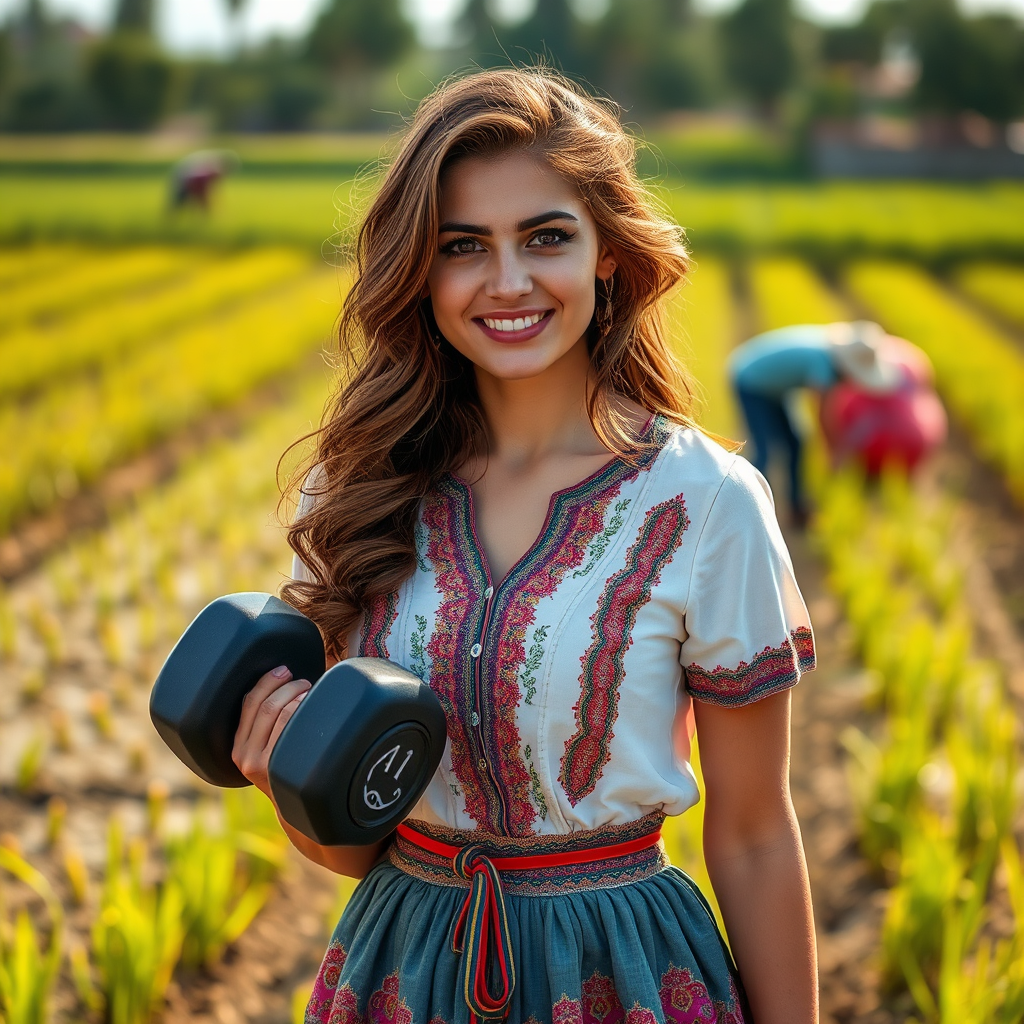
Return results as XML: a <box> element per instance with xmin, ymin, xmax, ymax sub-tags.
<box><xmin>0</xmin><ymin>0</ymin><xmax>1022</xmax><ymax>136</ymax></box>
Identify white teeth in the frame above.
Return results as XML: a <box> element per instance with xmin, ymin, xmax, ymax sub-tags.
<box><xmin>482</xmin><ymin>313</ymin><xmax>545</xmax><ymax>331</ymax></box>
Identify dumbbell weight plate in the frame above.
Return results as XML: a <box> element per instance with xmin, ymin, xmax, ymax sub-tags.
<box><xmin>150</xmin><ymin>593</ymin><xmax>326</xmax><ymax>787</ymax></box>
<box><xmin>268</xmin><ymin>658</ymin><xmax>447</xmax><ymax>846</ymax></box>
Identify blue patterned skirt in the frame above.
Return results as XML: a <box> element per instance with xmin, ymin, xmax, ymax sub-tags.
<box><xmin>303</xmin><ymin>814</ymin><xmax>748</xmax><ymax>1024</ymax></box>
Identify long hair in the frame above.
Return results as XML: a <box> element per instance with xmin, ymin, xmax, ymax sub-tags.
<box><xmin>282</xmin><ymin>67</ymin><xmax>698</xmax><ymax>659</ymax></box>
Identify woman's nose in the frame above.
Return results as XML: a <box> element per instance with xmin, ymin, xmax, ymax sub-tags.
<box><xmin>485</xmin><ymin>248</ymin><xmax>532</xmax><ymax>299</ymax></box>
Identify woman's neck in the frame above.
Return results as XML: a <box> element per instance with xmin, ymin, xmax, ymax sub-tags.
<box><xmin>473</xmin><ymin>338</ymin><xmax>604</xmax><ymax>470</ymax></box>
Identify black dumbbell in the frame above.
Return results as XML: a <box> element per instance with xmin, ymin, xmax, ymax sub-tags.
<box><xmin>149</xmin><ymin>592</ymin><xmax>446</xmax><ymax>847</ymax></box>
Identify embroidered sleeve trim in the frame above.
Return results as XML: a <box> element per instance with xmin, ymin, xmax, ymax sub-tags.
<box><xmin>684</xmin><ymin>626</ymin><xmax>815</xmax><ymax>708</ymax></box>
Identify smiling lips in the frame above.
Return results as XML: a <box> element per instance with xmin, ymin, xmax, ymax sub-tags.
<box><xmin>483</xmin><ymin>312</ymin><xmax>545</xmax><ymax>331</ymax></box>
<box><xmin>475</xmin><ymin>309</ymin><xmax>553</xmax><ymax>342</ymax></box>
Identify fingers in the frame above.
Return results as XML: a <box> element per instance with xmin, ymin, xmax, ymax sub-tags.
<box><xmin>236</xmin><ymin>665</ymin><xmax>294</xmax><ymax>747</ymax></box>
<box><xmin>238</xmin><ymin>677</ymin><xmax>311</xmax><ymax>758</ymax></box>
<box><xmin>267</xmin><ymin>690</ymin><xmax>308</xmax><ymax>754</ymax></box>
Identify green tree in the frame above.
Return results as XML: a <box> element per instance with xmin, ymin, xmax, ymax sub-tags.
<box><xmin>720</xmin><ymin>0</ymin><xmax>795</xmax><ymax>117</ymax></box>
<box><xmin>305</xmin><ymin>0</ymin><xmax>413</xmax><ymax>70</ymax></box>
<box><xmin>114</xmin><ymin>0</ymin><xmax>155</xmax><ymax>34</ymax></box>
<box><xmin>910</xmin><ymin>0</ymin><xmax>1024</xmax><ymax>122</ymax></box>
<box><xmin>87</xmin><ymin>31</ymin><xmax>175</xmax><ymax>129</ymax></box>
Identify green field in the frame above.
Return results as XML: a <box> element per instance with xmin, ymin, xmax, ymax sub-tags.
<box><xmin>4</xmin><ymin>172</ymin><xmax>1024</xmax><ymax>262</ymax></box>
<box><xmin>1</xmin><ymin>163</ymin><xmax>1023</xmax><ymax>1024</ymax></box>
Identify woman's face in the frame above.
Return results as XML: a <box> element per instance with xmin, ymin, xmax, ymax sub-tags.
<box><xmin>425</xmin><ymin>150</ymin><xmax>616</xmax><ymax>382</ymax></box>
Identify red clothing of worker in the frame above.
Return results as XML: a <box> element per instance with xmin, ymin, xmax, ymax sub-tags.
<box><xmin>820</xmin><ymin>336</ymin><xmax>947</xmax><ymax>475</ymax></box>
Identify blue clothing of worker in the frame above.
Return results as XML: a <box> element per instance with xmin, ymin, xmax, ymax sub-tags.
<box><xmin>728</xmin><ymin>325</ymin><xmax>838</xmax><ymax>520</ymax></box>
<box><xmin>728</xmin><ymin>325</ymin><xmax>839</xmax><ymax>396</ymax></box>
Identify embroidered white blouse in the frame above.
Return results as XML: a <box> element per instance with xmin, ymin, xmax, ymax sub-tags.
<box><xmin>291</xmin><ymin>417</ymin><xmax>815</xmax><ymax>838</ymax></box>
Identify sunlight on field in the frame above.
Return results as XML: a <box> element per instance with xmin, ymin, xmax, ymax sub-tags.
<box><xmin>2</xmin><ymin>169</ymin><xmax>1024</xmax><ymax>1022</ymax></box>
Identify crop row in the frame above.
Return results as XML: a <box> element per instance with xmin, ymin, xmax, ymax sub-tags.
<box><xmin>0</xmin><ymin>249</ymin><xmax>198</xmax><ymax>334</ymax></box>
<box><xmin>847</xmin><ymin>262</ymin><xmax>1024</xmax><ymax>504</ymax></box>
<box><xmin>0</xmin><ymin>266</ymin><xmax>340</xmax><ymax>533</ymax></box>
<box><xmin>955</xmin><ymin>263</ymin><xmax>1024</xmax><ymax>333</ymax></box>
<box><xmin>0</xmin><ymin>247</ymin><xmax>311</xmax><ymax>400</ymax></box>
<box><xmin>656</xmin><ymin>256</ymin><xmax>741</xmax><ymax>928</ymax></box>
<box><xmin>0</xmin><ymin>369</ymin><xmax>333</xmax><ymax>1023</ymax></box>
<box><xmin>0</xmin><ymin>246</ymin><xmax>82</xmax><ymax>290</ymax></box>
<box><xmin>751</xmin><ymin>258</ymin><xmax>1024</xmax><ymax>1019</ymax></box>
<box><xmin>0</xmin><ymin>789</ymin><xmax>290</xmax><ymax>1024</ymax></box>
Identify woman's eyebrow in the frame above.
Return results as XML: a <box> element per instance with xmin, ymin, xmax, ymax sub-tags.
<box><xmin>437</xmin><ymin>210</ymin><xmax>579</xmax><ymax>235</ymax></box>
<box><xmin>438</xmin><ymin>221</ymin><xmax>489</xmax><ymax>235</ymax></box>
<box><xmin>517</xmin><ymin>210</ymin><xmax>578</xmax><ymax>231</ymax></box>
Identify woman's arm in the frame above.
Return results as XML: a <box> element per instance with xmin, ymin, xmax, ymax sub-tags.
<box><xmin>692</xmin><ymin>690</ymin><xmax>818</xmax><ymax>1024</ymax></box>
<box><xmin>231</xmin><ymin>664</ymin><xmax>387</xmax><ymax>878</ymax></box>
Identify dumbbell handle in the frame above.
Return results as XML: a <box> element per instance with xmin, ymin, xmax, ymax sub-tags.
<box><xmin>150</xmin><ymin>593</ymin><xmax>326</xmax><ymax>788</ymax></box>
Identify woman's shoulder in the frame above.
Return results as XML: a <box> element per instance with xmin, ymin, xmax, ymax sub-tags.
<box><xmin>654</xmin><ymin>421</ymin><xmax>771</xmax><ymax>510</ymax></box>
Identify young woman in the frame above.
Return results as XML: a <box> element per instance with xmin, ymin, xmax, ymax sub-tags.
<box><xmin>230</xmin><ymin>68</ymin><xmax>818</xmax><ymax>1024</ymax></box>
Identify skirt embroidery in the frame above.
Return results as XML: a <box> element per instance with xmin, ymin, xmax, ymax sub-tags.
<box><xmin>304</xmin><ymin>817</ymin><xmax>748</xmax><ymax>1024</ymax></box>
<box><xmin>307</xmin><ymin>955</ymin><xmax>744</xmax><ymax>1024</ymax></box>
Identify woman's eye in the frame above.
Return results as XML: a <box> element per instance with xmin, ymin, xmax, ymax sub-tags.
<box><xmin>529</xmin><ymin>229</ymin><xmax>571</xmax><ymax>248</ymax></box>
<box><xmin>441</xmin><ymin>237</ymin><xmax>483</xmax><ymax>256</ymax></box>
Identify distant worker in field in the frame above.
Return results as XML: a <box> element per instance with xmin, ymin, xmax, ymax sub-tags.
<box><xmin>728</xmin><ymin>321</ymin><xmax>945</xmax><ymax>525</ymax></box>
<box><xmin>168</xmin><ymin>150</ymin><xmax>237</xmax><ymax>212</ymax></box>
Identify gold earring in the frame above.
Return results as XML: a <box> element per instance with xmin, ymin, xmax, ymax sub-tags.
<box><xmin>595</xmin><ymin>276</ymin><xmax>614</xmax><ymax>337</ymax></box>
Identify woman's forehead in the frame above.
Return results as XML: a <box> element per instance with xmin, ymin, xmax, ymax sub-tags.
<box><xmin>438</xmin><ymin>151</ymin><xmax>587</xmax><ymax>230</ymax></box>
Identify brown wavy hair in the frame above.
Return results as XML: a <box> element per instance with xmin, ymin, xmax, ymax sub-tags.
<box><xmin>282</xmin><ymin>66</ymin><xmax>700</xmax><ymax>659</ymax></box>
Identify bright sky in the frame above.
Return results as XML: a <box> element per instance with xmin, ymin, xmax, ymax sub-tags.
<box><xmin>3</xmin><ymin>0</ymin><xmax>1022</xmax><ymax>54</ymax></box>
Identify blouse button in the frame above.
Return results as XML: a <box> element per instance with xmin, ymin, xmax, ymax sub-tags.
<box><xmin>483</xmin><ymin>586</ymin><xmax>494</xmax><ymax>600</ymax></box>
<box><xmin>470</xmin><ymin>643</ymin><xmax>482</xmax><ymax>658</ymax></box>
<box><xmin>471</xmin><ymin>711</ymin><xmax>480</xmax><ymax>727</ymax></box>
<box><xmin>478</xmin><ymin>759</ymin><xmax>487</xmax><ymax>770</ymax></box>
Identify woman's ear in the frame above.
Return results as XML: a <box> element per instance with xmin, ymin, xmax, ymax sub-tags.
<box><xmin>596</xmin><ymin>244</ymin><xmax>617</xmax><ymax>282</ymax></box>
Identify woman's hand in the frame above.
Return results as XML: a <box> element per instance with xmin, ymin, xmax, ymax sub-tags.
<box><xmin>231</xmin><ymin>665</ymin><xmax>311</xmax><ymax>797</ymax></box>
<box><xmin>230</xmin><ymin>660</ymin><xmax>386</xmax><ymax>879</ymax></box>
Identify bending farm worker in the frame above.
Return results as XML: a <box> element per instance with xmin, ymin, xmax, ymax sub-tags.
<box><xmin>728</xmin><ymin>320</ymin><xmax>902</xmax><ymax>525</ymax></box>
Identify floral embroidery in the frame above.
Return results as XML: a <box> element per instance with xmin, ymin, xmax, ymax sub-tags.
<box><xmin>422</xmin><ymin>480</ymin><xmax>492</xmax><ymax>830</ymax></box>
<box><xmin>574</xmin><ymin>498</ymin><xmax>631</xmax><ymax>579</ymax></box>
<box><xmin>659</xmin><ymin>964</ymin><xmax>727</xmax><ymax>1023</ymax></box>
<box><xmin>485</xmin><ymin>484</ymin><xmax>625</xmax><ymax>833</ymax></box>
<box><xmin>359</xmin><ymin>592</ymin><xmax>399</xmax><ymax>658</ymax></box>
<box><xmin>560</xmin><ymin>496</ymin><xmax>690</xmax><ymax>805</ymax></box>
<box><xmin>367</xmin><ymin>973</ymin><xmax>412</xmax><ymax>1024</ymax></box>
<box><xmin>423</xmin><ymin>419</ymin><xmax>671</xmax><ymax>834</ymax></box>
<box><xmin>684</xmin><ymin>626</ymin><xmax>815</xmax><ymax>708</ymax></box>
<box><xmin>523</xmin><ymin>744</ymin><xmax>548</xmax><ymax>820</ymax></box>
<box><xmin>305</xmin><ymin>941</ymin><xmax>349</xmax><ymax>1023</ymax></box>
<box><xmin>409</xmin><ymin>614</ymin><xmax>428</xmax><ymax>680</ymax></box>
<box><xmin>553</xmin><ymin>995</ymin><xmax>585</xmax><ymax>1024</ymax></box>
<box><xmin>624</xmin><ymin>1007</ymin><xmax>659</xmax><ymax>1024</ymax></box>
<box><xmin>325</xmin><ymin>984</ymin><xmax>360</xmax><ymax>1024</ymax></box>
<box><xmin>582</xmin><ymin>971</ymin><xmax>624</xmax><ymax>1023</ymax></box>
<box><xmin>414</xmin><ymin>521</ymin><xmax>431</xmax><ymax>573</ymax></box>
<box><xmin>520</xmin><ymin>624</ymin><xmax>549</xmax><ymax>705</ymax></box>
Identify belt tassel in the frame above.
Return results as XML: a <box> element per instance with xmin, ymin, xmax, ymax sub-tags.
<box><xmin>450</xmin><ymin>845</ymin><xmax>515</xmax><ymax>1023</ymax></box>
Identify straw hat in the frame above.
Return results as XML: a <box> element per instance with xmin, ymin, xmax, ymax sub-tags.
<box><xmin>830</xmin><ymin>321</ymin><xmax>902</xmax><ymax>394</ymax></box>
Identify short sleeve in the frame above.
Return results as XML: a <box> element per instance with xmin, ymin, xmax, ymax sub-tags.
<box><xmin>680</xmin><ymin>458</ymin><xmax>815</xmax><ymax>707</ymax></box>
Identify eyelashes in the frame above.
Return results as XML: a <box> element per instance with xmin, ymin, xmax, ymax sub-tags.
<box><xmin>438</xmin><ymin>227</ymin><xmax>576</xmax><ymax>258</ymax></box>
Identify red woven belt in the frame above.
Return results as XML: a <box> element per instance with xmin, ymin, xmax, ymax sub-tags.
<box><xmin>395</xmin><ymin>823</ymin><xmax>663</xmax><ymax>1023</ymax></box>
